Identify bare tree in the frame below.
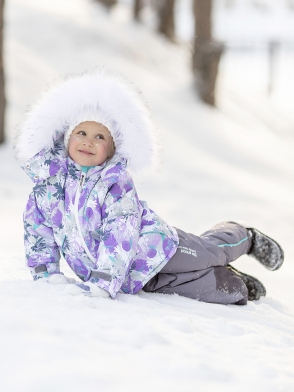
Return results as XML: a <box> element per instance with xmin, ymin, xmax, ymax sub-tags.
<box><xmin>157</xmin><ymin>0</ymin><xmax>175</xmax><ymax>41</ymax></box>
<box><xmin>0</xmin><ymin>0</ymin><xmax>5</xmax><ymax>144</ymax></box>
<box><xmin>134</xmin><ymin>0</ymin><xmax>144</xmax><ymax>21</ymax></box>
<box><xmin>96</xmin><ymin>0</ymin><xmax>117</xmax><ymax>9</ymax></box>
<box><xmin>192</xmin><ymin>0</ymin><xmax>224</xmax><ymax>106</ymax></box>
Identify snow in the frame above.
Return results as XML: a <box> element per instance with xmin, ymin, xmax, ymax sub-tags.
<box><xmin>1</xmin><ymin>0</ymin><xmax>294</xmax><ymax>391</ymax></box>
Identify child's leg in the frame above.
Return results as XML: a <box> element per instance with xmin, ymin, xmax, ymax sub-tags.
<box><xmin>143</xmin><ymin>264</ymin><xmax>249</xmax><ymax>305</ymax></box>
<box><xmin>160</xmin><ymin>221</ymin><xmax>251</xmax><ymax>274</ymax></box>
<box><xmin>143</xmin><ymin>221</ymin><xmax>256</xmax><ymax>305</ymax></box>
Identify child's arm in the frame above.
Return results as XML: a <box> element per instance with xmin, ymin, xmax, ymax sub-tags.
<box><xmin>91</xmin><ymin>172</ymin><xmax>143</xmax><ymax>298</ymax></box>
<box><xmin>24</xmin><ymin>190</ymin><xmax>61</xmax><ymax>280</ymax></box>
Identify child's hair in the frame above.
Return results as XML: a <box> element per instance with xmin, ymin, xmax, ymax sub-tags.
<box><xmin>15</xmin><ymin>70</ymin><xmax>158</xmax><ymax>172</ymax></box>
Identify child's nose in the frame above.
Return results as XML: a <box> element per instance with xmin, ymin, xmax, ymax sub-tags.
<box><xmin>83</xmin><ymin>137</ymin><xmax>93</xmax><ymax>146</ymax></box>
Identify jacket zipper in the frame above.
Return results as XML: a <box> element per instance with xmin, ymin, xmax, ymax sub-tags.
<box><xmin>74</xmin><ymin>172</ymin><xmax>96</xmax><ymax>264</ymax></box>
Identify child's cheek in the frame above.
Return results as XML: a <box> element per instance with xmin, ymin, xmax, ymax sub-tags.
<box><xmin>70</xmin><ymin>137</ymin><xmax>81</xmax><ymax>151</ymax></box>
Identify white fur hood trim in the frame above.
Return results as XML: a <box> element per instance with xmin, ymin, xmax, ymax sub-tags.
<box><xmin>15</xmin><ymin>71</ymin><xmax>157</xmax><ymax>172</ymax></box>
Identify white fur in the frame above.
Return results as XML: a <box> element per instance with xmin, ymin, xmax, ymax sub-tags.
<box><xmin>14</xmin><ymin>71</ymin><xmax>157</xmax><ymax>172</ymax></box>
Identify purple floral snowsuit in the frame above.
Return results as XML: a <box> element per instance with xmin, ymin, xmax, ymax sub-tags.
<box><xmin>23</xmin><ymin>138</ymin><xmax>179</xmax><ymax>298</ymax></box>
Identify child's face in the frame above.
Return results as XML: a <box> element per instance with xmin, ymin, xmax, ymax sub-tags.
<box><xmin>68</xmin><ymin>121</ymin><xmax>115</xmax><ymax>166</ymax></box>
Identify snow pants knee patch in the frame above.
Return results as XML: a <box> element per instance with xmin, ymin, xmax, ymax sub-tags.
<box><xmin>213</xmin><ymin>266</ymin><xmax>248</xmax><ymax>305</ymax></box>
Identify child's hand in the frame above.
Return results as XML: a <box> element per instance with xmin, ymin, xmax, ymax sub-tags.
<box><xmin>65</xmin><ymin>282</ymin><xmax>110</xmax><ymax>298</ymax></box>
<box><xmin>47</xmin><ymin>274</ymin><xmax>76</xmax><ymax>285</ymax></box>
<box><xmin>34</xmin><ymin>272</ymin><xmax>76</xmax><ymax>285</ymax></box>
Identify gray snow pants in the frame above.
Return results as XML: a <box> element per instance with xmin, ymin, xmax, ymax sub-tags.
<box><xmin>143</xmin><ymin>221</ymin><xmax>251</xmax><ymax>305</ymax></box>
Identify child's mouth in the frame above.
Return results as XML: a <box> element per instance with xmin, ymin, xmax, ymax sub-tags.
<box><xmin>78</xmin><ymin>150</ymin><xmax>94</xmax><ymax>156</ymax></box>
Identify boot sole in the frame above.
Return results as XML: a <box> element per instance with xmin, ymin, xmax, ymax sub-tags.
<box><xmin>247</xmin><ymin>228</ymin><xmax>284</xmax><ymax>271</ymax></box>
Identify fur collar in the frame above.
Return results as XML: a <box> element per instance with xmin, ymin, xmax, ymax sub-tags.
<box><xmin>14</xmin><ymin>71</ymin><xmax>157</xmax><ymax>172</ymax></box>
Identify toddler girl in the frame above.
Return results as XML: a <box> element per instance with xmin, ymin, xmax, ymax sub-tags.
<box><xmin>16</xmin><ymin>72</ymin><xmax>284</xmax><ymax>305</ymax></box>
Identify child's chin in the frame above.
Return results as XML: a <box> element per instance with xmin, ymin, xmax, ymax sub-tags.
<box><xmin>76</xmin><ymin>157</ymin><xmax>104</xmax><ymax>167</ymax></box>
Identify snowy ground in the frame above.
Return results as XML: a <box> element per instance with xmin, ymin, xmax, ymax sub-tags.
<box><xmin>1</xmin><ymin>1</ymin><xmax>294</xmax><ymax>391</ymax></box>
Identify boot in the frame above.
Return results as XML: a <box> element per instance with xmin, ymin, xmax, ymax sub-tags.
<box><xmin>227</xmin><ymin>264</ymin><xmax>266</xmax><ymax>301</ymax></box>
<box><xmin>247</xmin><ymin>228</ymin><xmax>284</xmax><ymax>271</ymax></box>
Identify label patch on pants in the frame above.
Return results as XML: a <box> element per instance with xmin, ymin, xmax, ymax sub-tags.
<box><xmin>178</xmin><ymin>246</ymin><xmax>197</xmax><ymax>258</ymax></box>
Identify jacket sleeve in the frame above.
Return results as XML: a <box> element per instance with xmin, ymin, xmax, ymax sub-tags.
<box><xmin>24</xmin><ymin>186</ymin><xmax>61</xmax><ymax>280</ymax></box>
<box><xmin>91</xmin><ymin>172</ymin><xmax>143</xmax><ymax>298</ymax></box>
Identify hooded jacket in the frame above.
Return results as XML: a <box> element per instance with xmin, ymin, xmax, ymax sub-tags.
<box><xmin>16</xmin><ymin>72</ymin><xmax>179</xmax><ymax>298</ymax></box>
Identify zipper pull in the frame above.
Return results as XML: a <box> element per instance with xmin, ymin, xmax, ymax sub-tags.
<box><xmin>79</xmin><ymin>173</ymin><xmax>86</xmax><ymax>191</ymax></box>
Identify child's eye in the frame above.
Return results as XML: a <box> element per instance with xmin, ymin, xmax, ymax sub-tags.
<box><xmin>96</xmin><ymin>134</ymin><xmax>105</xmax><ymax>140</ymax></box>
<box><xmin>77</xmin><ymin>131</ymin><xmax>86</xmax><ymax>136</ymax></box>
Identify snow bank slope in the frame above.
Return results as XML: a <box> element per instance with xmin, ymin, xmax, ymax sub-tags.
<box><xmin>1</xmin><ymin>279</ymin><xmax>293</xmax><ymax>392</ymax></box>
<box><xmin>1</xmin><ymin>1</ymin><xmax>294</xmax><ymax>391</ymax></box>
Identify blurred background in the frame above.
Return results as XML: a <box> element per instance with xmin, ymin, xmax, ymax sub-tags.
<box><xmin>0</xmin><ymin>0</ymin><xmax>294</xmax><ymax>306</ymax></box>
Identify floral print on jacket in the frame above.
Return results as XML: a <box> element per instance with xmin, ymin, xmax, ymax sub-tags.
<box><xmin>23</xmin><ymin>138</ymin><xmax>179</xmax><ymax>298</ymax></box>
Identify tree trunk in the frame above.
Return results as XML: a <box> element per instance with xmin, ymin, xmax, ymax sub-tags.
<box><xmin>134</xmin><ymin>0</ymin><xmax>144</xmax><ymax>21</ymax></box>
<box><xmin>97</xmin><ymin>0</ymin><xmax>117</xmax><ymax>9</ymax></box>
<box><xmin>0</xmin><ymin>0</ymin><xmax>5</xmax><ymax>144</ymax></box>
<box><xmin>192</xmin><ymin>0</ymin><xmax>224</xmax><ymax>106</ymax></box>
<box><xmin>157</xmin><ymin>0</ymin><xmax>175</xmax><ymax>41</ymax></box>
